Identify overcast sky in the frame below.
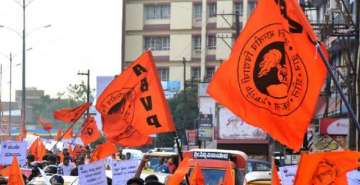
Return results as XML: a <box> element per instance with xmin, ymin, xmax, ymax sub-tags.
<box><xmin>0</xmin><ymin>0</ymin><xmax>123</xmax><ymax>101</ymax></box>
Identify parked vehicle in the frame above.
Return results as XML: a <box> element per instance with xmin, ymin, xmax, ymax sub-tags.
<box><xmin>183</xmin><ymin>149</ymin><xmax>248</xmax><ymax>185</ymax></box>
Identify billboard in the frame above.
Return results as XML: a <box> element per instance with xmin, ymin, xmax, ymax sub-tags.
<box><xmin>320</xmin><ymin>118</ymin><xmax>349</xmax><ymax>136</ymax></box>
<box><xmin>218</xmin><ymin>108</ymin><xmax>267</xmax><ymax>140</ymax></box>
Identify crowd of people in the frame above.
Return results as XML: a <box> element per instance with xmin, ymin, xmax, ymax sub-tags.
<box><xmin>0</xmin><ymin>144</ymin><xmax>173</xmax><ymax>185</ymax></box>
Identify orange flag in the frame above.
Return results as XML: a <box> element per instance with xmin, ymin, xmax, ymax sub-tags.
<box><xmin>37</xmin><ymin>116</ymin><xmax>53</xmax><ymax>131</ymax></box>
<box><xmin>17</xmin><ymin>126</ymin><xmax>27</xmax><ymax>141</ymax></box>
<box><xmin>80</xmin><ymin>116</ymin><xmax>101</xmax><ymax>145</ymax></box>
<box><xmin>53</xmin><ymin>102</ymin><xmax>91</xmax><ymax>123</ymax></box>
<box><xmin>190</xmin><ymin>162</ymin><xmax>205</xmax><ymax>185</ymax></box>
<box><xmin>221</xmin><ymin>162</ymin><xmax>235</xmax><ymax>185</ymax></box>
<box><xmin>96</xmin><ymin>51</ymin><xmax>175</xmax><ymax>145</ymax></box>
<box><xmin>90</xmin><ymin>142</ymin><xmax>117</xmax><ymax>162</ymax></box>
<box><xmin>7</xmin><ymin>156</ymin><xmax>25</xmax><ymax>185</ymax></box>
<box><xmin>63</xmin><ymin>127</ymin><xmax>73</xmax><ymax>139</ymax></box>
<box><xmin>167</xmin><ymin>158</ymin><xmax>191</xmax><ymax>185</ymax></box>
<box><xmin>294</xmin><ymin>151</ymin><xmax>360</xmax><ymax>185</ymax></box>
<box><xmin>207</xmin><ymin>0</ymin><xmax>327</xmax><ymax>151</ymax></box>
<box><xmin>102</xmin><ymin>116</ymin><xmax>152</xmax><ymax>147</ymax></box>
<box><xmin>272</xmin><ymin>160</ymin><xmax>281</xmax><ymax>185</ymax></box>
<box><xmin>0</xmin><ymin>166</ymin><xmax>10</xmax><ymax>176</ymax></box>
<box><xmin>55</xmin><ymin>128</ymin><xmax>63</xmax><ymax>141</ymax></box>
<box><xmin>28</xmin><ymin>138</ymin><xmax>47</xmax><ymax>161</ymax></box>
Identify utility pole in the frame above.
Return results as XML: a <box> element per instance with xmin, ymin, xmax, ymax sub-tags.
<box><xmin>200</xmin><ymin>0</ymin><xmax>207</xmax><ymax>82</ymax></box>
<box><xmin>78</xmin><ymin>70</ymin><xmax>90</xmax><ymax>116</ymax></box>
<box><xmin>21</xmin><ymin>0</ymin><xmax>26</xmax><ymax>129</ymax></box>
<box><xmin>235</xmin><ymin>10</ymin><xmax>240</xmax><ymax>37</ymax></box>
<box><xmin>0</xmin><ymin>64</ymin><xmax>2</xmax><ymax>130</ymax></box>
<box><xmin>9</xmin><ymin>53</ymin><xmax>12</xmax><ymax>137</ymax></box>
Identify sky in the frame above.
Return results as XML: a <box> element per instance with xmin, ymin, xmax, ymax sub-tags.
<box><xmin>0</xmin><ymin>0</ymin><xmax>123</xmax><ymax>102</ymax></box>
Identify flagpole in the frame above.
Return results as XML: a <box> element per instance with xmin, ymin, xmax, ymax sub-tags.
<box><xmin>51</xmin><ymin>121</ymin><xmax>77</xmax><ymax>151</ymax></box>
<box><xmin>174</xmin><ymin>133</ymin><xmax>190</xmax><ymax>185</ymax></box>
<box><xmin>316</xmin><ymin>42</ymin><xmax>360</xmax><ymax>132</ymax></box>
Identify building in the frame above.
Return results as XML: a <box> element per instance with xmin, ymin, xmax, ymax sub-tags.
<box><xmin>15</xmin><ymin>87</ymin><xmax>45</xmax><ymax>124</ymax></box>
<box><xmin>123</xmin><ymin>0</ymin><xmax>256</xmax><ymax>90</ymax></box>
<box><xmin>0</xmin><ymin>101</ymin><xmax>21</xmax><ymax>136</ymax></box>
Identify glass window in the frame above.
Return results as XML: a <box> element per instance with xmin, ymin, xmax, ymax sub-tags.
<box><xmin>206</xmin><ymin>67</ymin><xmax>215</xmax><ymax>81</ymax></box>
<box><xmin>192</xmin><ymin>35</ymin><xmax>201</xmax><ymax>50</ymax></box>
<box><xmin>207</xmin><ymin>35</ymin><xmax>216</xmax><ymax>49</ymax></box>
<box><xmin>191</xmin><ymin>67</ymin><xmax>201</xmax><ymax>81</ymax></box>
<box><xmin>144</xmin><ymin>4</ymin><xmax>170</xmax><ymax>20</ymax></box>
<box><xmin>193</xmin><ymin>3</ymin><xmax>202</xmax><ymax>17</ymax></box>
<box><xmin>144</xmin><ymin>36</ymin><xmax>170</xmax><ymax>51</ymax></box>
<box><xmin>248</xmin><ymin>2</ymin><xmax>256</xmax><ymax>16</ymax></box>
<box><xmin>208</xmin><ymin>3</ymin><xmax>217</xmax><ymax>17</ymax></box>
<box><xmin>157</xmin><ymin>67</ymin><xmax>169</xmax><ymax>81</ymax></box>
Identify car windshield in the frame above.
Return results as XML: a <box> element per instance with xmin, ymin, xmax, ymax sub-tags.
<box><xmin>186</xmin><ymin>168</ymin><xmax>229</xmax><ymax>185</ymax></box>
<box><xmin>147</xmin><ymin>157</ymin><xmax>170</xmax><ymax>173</ymax></box>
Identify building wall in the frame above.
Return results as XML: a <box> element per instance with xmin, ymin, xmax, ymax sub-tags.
<box><xmin>123</xmin><ymin>0</ymin><xmax>254</xmax><ymax>89</ymax></box>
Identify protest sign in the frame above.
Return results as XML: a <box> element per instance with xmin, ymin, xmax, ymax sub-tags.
<box><xmin>278</xmin><ymin>165</ymin><xmax>297</xmax><ymax>185</ymax></box>
<box><xmin>0</xmin><ymin>141</ymin><xmax>27</xmax><ymax>166</ymax></box>
<box><xmin>111</xmin><ymin>159</ymin><xmax>140</xmax><ymax>185</ymax></box>
<box><xmin>79</xmin><ymin>160</ymin><xmax>107</xmax><ymax>185</ymax></box>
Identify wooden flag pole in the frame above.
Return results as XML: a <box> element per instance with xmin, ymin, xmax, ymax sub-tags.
<box><xmin>316</xmin><ymin>42</ymin><xmax>360</xmax><ymax>132</ymax></box>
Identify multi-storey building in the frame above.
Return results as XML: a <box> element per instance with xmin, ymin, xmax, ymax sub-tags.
<box><xmin>123</xmin><ymin>0</ymin><xmax>256</xmax><ymax>90</ymax></box>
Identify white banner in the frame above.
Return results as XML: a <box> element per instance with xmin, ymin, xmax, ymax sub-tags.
<box><xmin>78</xmin><ymin>160</ymin><xmax>107</xmax><ymax>185</ymax></box>
<box><xmin>0</xmin><ymin>141</ymin><xmax>27</xmax><ymax>166</ymax></box>
<box><xmin>111</xmin><ymin>160</ymin><xmax>140</xmax><ymax>185</ymax></box>
<box><xmin>218</xmin><ymin>108</ymin><xmax>267</xmax><ymax>140</ymax></box>
<box><xmin>347</xmin><ymin>170</ymin><xmax>360</xmax><ymax>185</ymax></box>
<box><xmin>278</xmin><ymin>165</ymin><xmax>297</xmax><ymax>185</ymax></box>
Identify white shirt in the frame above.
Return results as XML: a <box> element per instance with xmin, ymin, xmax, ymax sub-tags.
<box><xmin>59</xmin><ymin>163</ymin><xmax>74</xmax><ymax>176</ymax></box>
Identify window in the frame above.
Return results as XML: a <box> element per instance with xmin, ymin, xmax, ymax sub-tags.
<box><xmin>192</xmin><ymin>3</ymin><xmax>217</xmax><ymax>18</ymax></box>
<box><xmin>207</xmin><ymin>35</ymin><xmax>216</xmax><ymax>49</ymax></box>
<box><xmin>144</xmin><ymin>36</ymin><xmax>170</xmax><ymax>51</ymax></box>
<box><xmin>191</xmin><ymin>67</ymin><xmax>201</xmax><ymax>81</ymax></box>
<box><xmin>206</xmin><ymin>67</ymin><xmax>215</xmax><ymax>81</ymax></box>
<box><xmin>193</xmin><ymin>4</ymin><xmax>202</xmax><ymax>17</ymax></box>
<box><xmin>208</xmin><ymin>3</ymin><xmax>217</xmax><ymax>17</ymax></box>
<box><xmin>192</xmin><ymin>35</ymin><xmax>201</xmax><ymax>50</ymax></box>
<box><xmin>234</xmin><ymin>3</ymin><xmax>243</xmax><ymax>16</ymax></box>
<box><xmin>157</xmin><ymin>67</ymin><xmax>169</xmax><ymax>81</ymax></box>
<box><xmin>144</xmin><ymin>4</ymin><xmax>170</xmax><ymax>20</ymax></box>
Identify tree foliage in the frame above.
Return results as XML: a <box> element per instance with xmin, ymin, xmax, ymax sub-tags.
<box><xmin>154</xmin><ymin>88</ymin><xmax>199</xmax><ymax>147</ymax></box>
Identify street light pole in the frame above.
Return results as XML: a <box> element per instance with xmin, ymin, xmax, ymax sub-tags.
<box><xmin>9</xmin><ymin>53</ymin><xmax>12</xmax><ymax>136</ymax></box>
<box><xmin>21</xmin><ymin>0</ymin><xmax>26</xmax><ymax>129</ymax></box>
<box><xmin>77</xmin><ymin>70</ymin><xmax>90</xmax><ymax>116</ymax></box>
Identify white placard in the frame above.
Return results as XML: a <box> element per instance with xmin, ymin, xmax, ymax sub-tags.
<box><xmin>111</xmin><ymin>160</ymin><xmax>140</xmax><ymax>185</ymax></box>
<box><xmin>278</xmin><ymin>165</ymin><xmax>297</xmax><ymax>185</ymax></box>
<box><xmin>78</xmin><ymin>160</ymin><xmax>107</xmax><ymax>185</ymax></box>
<box><xmin>347</xmin><ymin>170</ymin><xmax>360</xmax><ymax>185</ymax></box>
<box><xmin>0</xmin><ymin>141</ymin><xmax>27</xmax><ymax>166</ymax></box>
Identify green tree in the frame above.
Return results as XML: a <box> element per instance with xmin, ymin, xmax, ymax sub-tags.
<box><xmin>154</xmin><ymin>88</ymin><xmax>199</xmax><ymax>147</ymax></box>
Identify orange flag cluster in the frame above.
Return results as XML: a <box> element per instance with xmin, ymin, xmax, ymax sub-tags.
<box><xmin>96</xmin><ymin>51</ymin><xmax>175</xmax><ymax>147</ymax></box>
<box><xmin>7</xmin><ymin>156</ymin><xmax>25</xmax><ymax>185</ymax></box>
<box><xmin>28</xmin><ymin>138</ymin><xmax>47</xmax><ymax>161</ymax></box>
<box><xmin>207</xmin><ymin>0</ymin><xmax>327</xmax><ymax>151</ymax></box>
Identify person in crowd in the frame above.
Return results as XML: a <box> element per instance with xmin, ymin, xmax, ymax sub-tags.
<box><xmin>59</xmin><ymin>156</ymin><xmax>74</xmax><ymax>176</ymax></box>
<box><xmin>0</xmin><ymin>175</ymin><xmax>7</xmax><ymax>185</ymax></box>
<box><xmin>145</xmin><ymin>182</ymin><xmax>164</xmax><ymax>185</ymax></box>
<box><xmin>127</xmin><ymin>177</ymin><xmax>144</xmax><ymax>185</ymax></box>
<box><xmin>47</xmin><ymin>154</ymin><xmax>58</xmax><ymax>165</ymax></box>
<box><xmin>50</xmin><ymin>174</ymin><xmax>64</xmax><ymax>185</ymax></box>
<box><xmin>126</xmin><ymin>152</ymin><xmax>132</xmax><ymax>160</ymax></box>
<box><xmin>145</xmin><ymin>174</ymin><xmax>159</xmax><ymax>183</ymax></box>
<box><xmin>167</xmin><ymin>157</ymin><xmax>178</xmax><ymax>174</ymax></box>
<box><xmin>155</xmin><ymin>158</ymin><xmax>169</xmax><ymax>173</ymax></box>
<box><xmin>70</xmin><ymin>157</ymin><xmax>84</xmax><ymax>176</ymax></box>
<box><xmin>25</xmin><ymin>154</ymin><xmax>35</xmax><ymax>168</ymax></box>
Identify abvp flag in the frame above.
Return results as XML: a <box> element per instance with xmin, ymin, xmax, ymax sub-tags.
<box><xmin>294</xmin><ymin>151</ymin><xmax>360</xmax><ymax>185</ymax></box>
<box><xmin>207</xmin><ymin>0</ymin><xmax>327</xmax><ymax>151</ymax></box>
<box><xmin>96</xmin><ymin>51</ymin><xmax>175</xmax><ymax>145</ymax></box>
<box><xmin>53</xmin><ymin>102</ymin><xmax>91</xmax><ymax>123</ymax></box>
<box><xmin>80</xmin><ymin>116</ymin><xmax>101</xmax><ymax>145</ymax></box>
